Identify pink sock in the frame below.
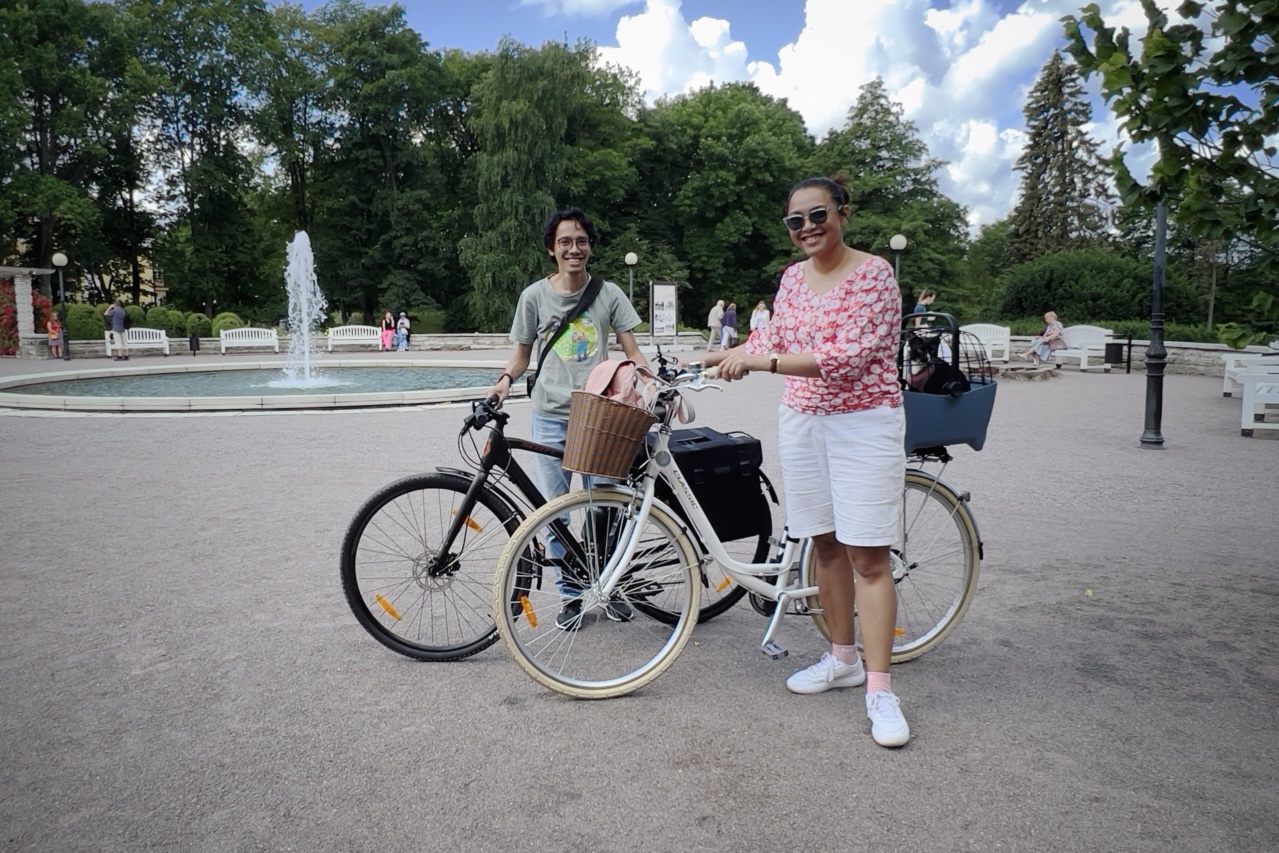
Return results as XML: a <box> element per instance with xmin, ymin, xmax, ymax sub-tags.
<box><xmin>831</xmin><ymin>643</ymin><xmax>861</xmax><ymax>666</ymax></box>
<box><xmin>866</xmin><ymin>671</ymin><xmax>891</xmax><ymax>694</ymax></box>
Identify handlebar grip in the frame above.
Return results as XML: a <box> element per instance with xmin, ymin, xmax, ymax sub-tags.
<box><xmin>704</xmin><ymin>366</ymin><xmax>721</xmax><ymax>380</ymax></box>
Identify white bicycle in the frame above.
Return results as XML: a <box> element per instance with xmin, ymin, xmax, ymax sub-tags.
<box><xmin>490</xmin><ymin>366</ymin><xmax>983</xmax><ymax>699</ymax></box>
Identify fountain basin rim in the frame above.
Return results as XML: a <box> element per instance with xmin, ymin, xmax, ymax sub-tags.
<box><xmin>0</xmin><ymin>359</ymin><xmax>522</xmax><ymax>413</ymax></box>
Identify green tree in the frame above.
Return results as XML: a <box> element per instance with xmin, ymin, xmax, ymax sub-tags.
<box><xmin>637</xmin><ymin>83</ymin><xmax>811</xmax><ymax>317</ymax></box>
<box><xmin>125</xmin><ymin>0</ymin><xmax>275</xmax><ymax>316</ymax></box>
<box><xmin>1063</xmin><ymin>0</ymin><xmax>1278</xmax><ymax>265</ymax></box>
<box><xmin>312</xmin><ymin>0</ymin><xmax>452</xmax><ymax>321</ymax></box>
<box><xmin>809</xmin><ymin>78</ymin><xmax>969</xmax><ymax>310</ymax></box>
<box><xmin>458</xmin><ymin>38</ymin><xmax>613</xmax><ymax>330</ymax></box>
<box><xmin>1006</xmin><ymin>51</ymin><xmax>1113</xmax><ymax>265</ymax></box>
<box><xmin>0</xmin><ymin>0</ymin><xmax>108</xmax><ymax>282</ymax></box>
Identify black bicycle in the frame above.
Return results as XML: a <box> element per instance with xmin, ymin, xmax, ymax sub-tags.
<box><xmin>340</xmin><ymin>351</ymin><xmax>775</xmax><ymax>661</ymax></box>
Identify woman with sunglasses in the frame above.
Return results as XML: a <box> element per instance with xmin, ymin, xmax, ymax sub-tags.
<box><xmin>703</xmin><ymin>175</ymin><xmax>909</xmax><ymax>748</ymax></box>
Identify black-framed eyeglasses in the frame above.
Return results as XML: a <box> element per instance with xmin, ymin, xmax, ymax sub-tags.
<box><xmin>555</xmin><ymin>237</ymin><xmax>592</xmax><ymax>250</ymax></box>
<box><xmin>782</xmin><ymin>206</ymin><xmax>839</xmax><ymax>232</ymax></box>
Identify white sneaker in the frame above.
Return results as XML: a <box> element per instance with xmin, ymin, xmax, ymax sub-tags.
<box><xmin>785</xmin><ymin>652</ymin><xmax>866</xmax><ymax>694</ymax></box>
<box><xmin>865</xmin><ymin>690</ymin><xmax>910</xmax><ymax>747</ymax></box>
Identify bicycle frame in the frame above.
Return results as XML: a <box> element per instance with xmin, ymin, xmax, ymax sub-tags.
<box><xmin>428</xmin><ymin>415</ymin><xmax>564</xmax><ymax>577</ymax></box>
<box><xmin>591</xmin><ymin>421</ymin><xmax>815</xmax><ymax>658</ymax></box>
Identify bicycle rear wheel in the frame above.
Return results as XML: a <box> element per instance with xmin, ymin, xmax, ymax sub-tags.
<box><xmin>493</xmin><ymin>488</ymin><xmax>701</xmax><ymax>699</ymax></box>
<box><xmin>805</xmin><ymin>469</ymin><xmax>980</xmax><ymax>662</ymax></box>
<box><xmin>341</xmin><ymin>472</ymin><xmax>517</xmax><ymax>661</ymax></box>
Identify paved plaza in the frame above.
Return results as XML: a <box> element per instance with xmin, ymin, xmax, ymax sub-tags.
<box><xmin>1</xmin><ymin>349</ymin><xmax>1276</xmax><ymax>852</ymax></box>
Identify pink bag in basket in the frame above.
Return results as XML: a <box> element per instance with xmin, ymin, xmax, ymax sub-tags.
<box><xmin>583</xmin><ymin>359</ymin><xmax>650</xmax><ymax>408</ymax></box>
<box><xmin>583</xmin><ymin>359</ymin><xmax>694</xmax><ymax>423</ymax></box>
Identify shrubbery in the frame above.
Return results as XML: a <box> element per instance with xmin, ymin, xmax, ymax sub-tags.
<box><xmin>186</xmin><ymin>312</ymin><xmax>211</xmax><ymax>338</ymax></box>
<box><xmin>995</xmin><ymin>249</ymin><xmax>1202</xmax><ymax>325</ymax></box>
<box><xmin>66</xmin><ymin>303</ymin><xmax>105</xmax><ymax>340</ymax></box>
<box><xmin>145</xmin><ymin>306</ymin><xmax>186</xmax><ymax>337</ymax></box>
<box><xmin>124</xmin><ymin>304</ymin><xmax>145</xmax><ymax>329</ymax></box>
<box><xmin>210</xmin><ymin>311</ymin><xmax>244</xmax><ymax>337</ymax></box>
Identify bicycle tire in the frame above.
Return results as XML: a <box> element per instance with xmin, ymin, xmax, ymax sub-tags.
<box><xmin>341</xmin><ymin>472</ymin><xmax>518</xmax><ymax>661</ymax></box>
<box><xmin>492</xmin><ymin>488</ymin><xmax>701</xmax><ymax>699</ymax></box>
<box><xmin>805</xmin><ymin>470</ymin><xmax>980</xmax><ymax>662</ymax></box>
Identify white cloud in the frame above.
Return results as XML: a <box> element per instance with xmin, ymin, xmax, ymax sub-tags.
<box><xmin>595</xmin><ymin>0</ymin><xmax>1185</xmax><ymax>228</ymax></box>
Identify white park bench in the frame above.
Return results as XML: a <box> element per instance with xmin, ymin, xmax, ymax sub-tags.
<box><xmin>960</xmin><ymin>323</ymin><xmax>1010</xmax><ymax>363</ymax></box>
<box><xmin>1221</xmin><ymin>351</ymin><xmax>1279</xmax><ymax>396</ymax></box>
<box><xmin>1052</xmin><ymin>324</ymin><xmax>1113</xmax><ymax>372</ymax></box>
<box><xmin>219</xmin><ymin>327</ymin><xmax>280</xmax><ymax>354</ymax></box>
<box><xmin>104</xmin><ymin>327</ymin><xmax>170</xmax><ymax>356</ymax></box>
<box><xmin>326</xmin><ymin>324</ymin><xmax>382</xmax><ymax>351</ymax></box>
<box><xmin>1237</xmin><ymin>362</ymin><xmax>1279</xmax><ymax>436</ymax></box>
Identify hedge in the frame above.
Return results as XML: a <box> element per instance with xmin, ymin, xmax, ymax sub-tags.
<box><xmin>186</xmin><ymin>312</ymin><xmax>211</xmax><ymax>338</ymax></box>
<box><xmin>66</xmin><ymin>303</ymin><xmax>106</xmax><ymax>340</ymax></box>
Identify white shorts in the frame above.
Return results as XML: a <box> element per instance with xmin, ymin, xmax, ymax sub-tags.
<box><xmin>776</xmin><ymin>404</ymin><xmax>906</xmax><ymax>546</ymax></box>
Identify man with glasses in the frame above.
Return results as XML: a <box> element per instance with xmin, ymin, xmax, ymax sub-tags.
<box><xmin>486</xmin><ymin>207</ymin><xmax>650</xmax><ymax>629</ymax></box>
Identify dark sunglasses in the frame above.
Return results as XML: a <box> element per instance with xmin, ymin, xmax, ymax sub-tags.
<box><xmin>782</xmin><ymin>205</ymin><xmax>841</xmax><ymax>232</ymax></box>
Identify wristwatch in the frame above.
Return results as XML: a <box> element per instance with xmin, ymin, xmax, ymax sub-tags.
<box><xmin>769</xmin><ymin>353</ymin><xmax>780</xmax><ymax>374</ymax></box>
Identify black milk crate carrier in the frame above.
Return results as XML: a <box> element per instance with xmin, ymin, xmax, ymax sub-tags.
<box><xmin>646</xmin><ymin>427</ymin><xmax>772</xmax><ymax>544</ymax></box>
<box><xmin>899</xmin><ymin>312</ymin><xmax>998</xmax><ymax>455</ymax></box>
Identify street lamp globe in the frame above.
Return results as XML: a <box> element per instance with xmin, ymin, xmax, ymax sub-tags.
<box><xmin>889</xmin><ymin>234</ymin><xmax>907</xmax><ymax>252</ymax></box>
<box><xmin>52</xmin><ymin>251</ymin><xmax>68</xmax><ymax>268</ymax></box>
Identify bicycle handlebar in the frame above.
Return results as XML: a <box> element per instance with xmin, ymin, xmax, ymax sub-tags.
<box><xmin>462</xmin><ymin>395</ymin><xmax>504</xmax><ymax>433</ymax></box>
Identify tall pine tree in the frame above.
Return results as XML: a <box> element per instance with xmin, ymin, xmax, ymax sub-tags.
<box><xmin>1007</xmin><ymin>51</ymin><xmax>1112</xmax><ymax>265</ymax></box>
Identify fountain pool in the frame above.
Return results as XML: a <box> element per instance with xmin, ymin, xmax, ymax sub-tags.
<box><xmin>0</xmin><ymin>360</ymin><xmax>511</xmax><ymax>413</ymax></box>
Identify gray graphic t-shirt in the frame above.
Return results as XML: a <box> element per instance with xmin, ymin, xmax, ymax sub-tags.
<box><xmin>510</xmin><ymin>277</ymin><xmax>641</xmax><ymax>417</ymax></box>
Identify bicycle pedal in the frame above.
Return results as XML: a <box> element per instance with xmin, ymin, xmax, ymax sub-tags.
<box><xmin>760</xmin><ymin>641</ymin><xmax>788</xmax><ymax>660</ymax></box>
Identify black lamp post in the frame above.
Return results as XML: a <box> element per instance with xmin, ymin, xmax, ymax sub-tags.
<box><xmin>52</xmin><ymin>251</ymin><xmax>70</xmax><ymax>361</ymax></box>
<box><xmin>625</xmin><ymin>251</ymin><xmax>638</xmax><ymax>303</ymax></box>
<box><xmin>1140</xmin><ymin>202</ymin><xmax>1167</xmax><ymax>448</ymax></box>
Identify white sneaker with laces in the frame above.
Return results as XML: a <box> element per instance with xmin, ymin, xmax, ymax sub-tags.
<box><xmin>865</xmin><ymin>690</ymin><xmax>910</xmax><ymax>747</ymax></box>
<box><xmin>785</xmin><ymin>652</ymin><xmax>866</xmax><ymax>694</ymax></box>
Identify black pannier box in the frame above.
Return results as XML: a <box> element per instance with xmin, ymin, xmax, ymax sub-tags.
<box><xmin>648</xmin><ymin>427</ymin><xmax>771</xmax><ymax>543</ymax></box>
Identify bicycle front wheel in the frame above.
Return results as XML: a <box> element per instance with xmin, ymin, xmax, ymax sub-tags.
<box><xmin>341</xmin><ymin>472</ymin><xmax>517</xmax><ymax>661</ymax></box>
<box><xmin>492</xmin><ymin>488</ymin><xmax>701</xmax><ymax>699</ymax></box>
<box><xmin>805</xmin><ymin>469</ymin><xmax>981</xmax><ymax>662</ymax></box>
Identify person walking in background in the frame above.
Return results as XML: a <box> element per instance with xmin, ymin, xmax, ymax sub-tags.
<box><xmin>396</xmin><ymin>312</ymin><xmax>411</xmax><ymax>351</ymax></box>
<box><xmin>484</xmin><ymin>206</ymin><xmax>649</xmax><ymax>630</ymax></box>
<box><xmin>47</xmin><ymin>313</ymin><xmax>63</xmax><ymax>359</ymax></box>
<box><xmin>704</xmin><ymin>174</ymin><xmax>911</xmax><ymax>749</ymax></box>
<box><xmin>380</xmin><ymin>311</ymin><xmax>395</xmax><ymax>351</ymax></box>
<box><xmin>706</xmin><ymin>299</ymin><xmax>725</xmax><ymax>351</ymax></box>
<box><xmin>104</xmin><ymin>299</ymin><xmax>128</xmax><ymax>361</ymax></box>
<box><xmin>912</xmin><ymin>289</ymin><xmax>936</xmax><ymax>327</ymax></box>
<box><xmin>749</xmin><ymin>300</ymin><xmax>770</xmax><ymax>335</ymax></box>
<box><xmin>720</xmin><ymin>302</ymin><xmax>738</xmax><ymax>349</ymax></box>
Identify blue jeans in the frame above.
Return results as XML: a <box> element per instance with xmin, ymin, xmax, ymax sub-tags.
<box><xmin>531</xmin><ymin>411</ymin><xmax>608</xmax><ymax>597</ymax></box>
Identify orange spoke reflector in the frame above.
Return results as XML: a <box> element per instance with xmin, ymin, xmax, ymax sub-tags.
<box><xmin>519</xmin><ymin>595</ymin><xmax>538</xmax><ymax>628</ymax></box>
<box><xmin>894</xmin><ymin>626</ymin><xmax>906</xmax><ymax>637</ymax></box>
<box><xmin>451</xmin><ymin>509</ymin><xmax>483</xmax><ymax>533</ymax></box>
<box><xmin>375</xmin><ymin>594</ymin><xmax>402</xmax><ymax>621</ymax></box>
<box><xmin>715</xmin><ymin>577</ymin><xmax>733</xmax><ymax>592</ymax></box>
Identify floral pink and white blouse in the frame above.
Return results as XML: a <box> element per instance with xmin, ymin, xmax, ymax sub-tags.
<box><xmin>744</xmin><ymin>256</ymin><xmax>903</xmax><ymax>415</ymax></box>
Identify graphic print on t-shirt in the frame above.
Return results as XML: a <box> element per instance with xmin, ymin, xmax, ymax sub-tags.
<box><xmin>542</xmin><ymin>316</ymin><xmax>599</xmax><ymax>363</ymax></box>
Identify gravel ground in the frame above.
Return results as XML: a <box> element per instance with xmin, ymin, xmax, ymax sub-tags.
<box><xmin>1</xmin><ymin>349</ymin><xmax>1276</xmax><ymax>853</ymax></box>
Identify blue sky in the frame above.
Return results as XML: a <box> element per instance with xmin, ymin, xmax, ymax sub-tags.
<box><xmin>292</xmin><ymin>0</ymin><xmax>1178</xmax><ymax>229</ymax></box>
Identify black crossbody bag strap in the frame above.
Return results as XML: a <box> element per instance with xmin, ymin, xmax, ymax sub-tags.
<box><xmin>526</xmin><ymin>275</ymin><xmax>603</xmax><ymax>395</ymax></box>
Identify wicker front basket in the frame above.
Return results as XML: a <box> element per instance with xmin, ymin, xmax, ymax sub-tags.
<box><xmin>563</xmin><ymin>391</ymin><xmax>658</xmax><ymax>479</ymax></box>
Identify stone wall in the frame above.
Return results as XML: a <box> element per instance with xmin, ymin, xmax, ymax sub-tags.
<box><xmin>18</xmin><ymin>331</ymin><xmax>710</xmax><ymax>360</ymax></box>
<box><xmin>1008</xmin><ymin>336</ymin><xmax>1275</xmax><ymax>377</ymax></box>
